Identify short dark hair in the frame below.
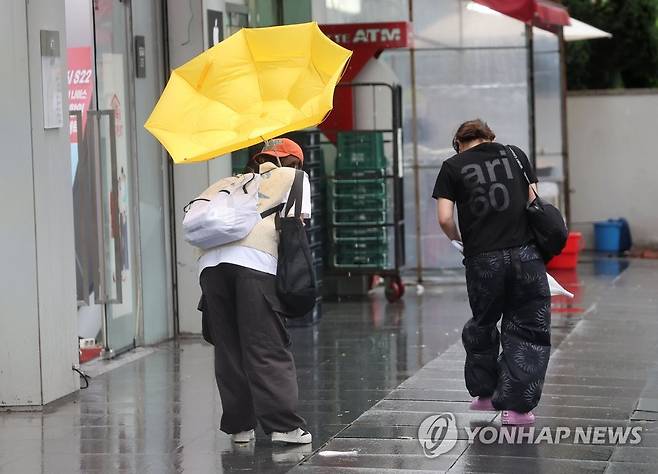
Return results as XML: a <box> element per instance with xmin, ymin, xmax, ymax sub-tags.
<box><xmin>453</xmin><ymin>119</ymin><xmax>496</xmax><ymax>150</ymax></box>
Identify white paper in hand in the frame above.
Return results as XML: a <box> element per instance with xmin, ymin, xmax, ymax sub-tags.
<box><xmin>546</xmin><ymin>273</ymin><xmax>574</xmax><ymax>298</ymax></box>
<box><xmin>451</xmin><ymin>240</ymin><xmax>464</xmax><ymax>253</ymax></box>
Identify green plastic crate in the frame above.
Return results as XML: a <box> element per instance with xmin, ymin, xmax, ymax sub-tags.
<box><xmin>332</xmin><ymin>179</ymin><xmax>386</xmax><ymax>197</ymax></box>
<box><xmin>335</xmin><ymin>241</ymin><xmax>387</xmax><ymax>253</ymax></box>
<box><xmin>333</xmin><ymin>209</ymin><xmax>387</xmax><ymax>225</ymax></box>
<box><xmin>333</xmin><ymin>194</ymin><xmax>387</xmax><ymax>211</ymax></box>
<box><xmin>332</xmin><ymin>250</ymin><xmax>388</xmax><ymax>268</ymax></box>
<box><xmin>334</xmin><ymin>169</ymin><xmax>387</xmax><ymax>180</ymax></box>
<box><xmin>332</xmin><ymin>227</ymin><xmax>387</xmax><ymax>242</ymax></box>
<box><xmin>231</xmin><ymin>148</ymin><xmax>249</xmax><ymax>175</ymax></box>
<box><xmin>336</xmin><ymin>131</ymin><xmax>386</xmax><ymax>171</ymax></box>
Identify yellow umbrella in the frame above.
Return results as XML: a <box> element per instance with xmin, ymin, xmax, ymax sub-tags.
<box><xmin>145</xmin><ymin>22</ymin><xmax>352</xmax><ymax>164</ymax></box>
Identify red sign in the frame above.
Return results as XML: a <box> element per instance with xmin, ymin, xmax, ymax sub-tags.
<box><xmin>67</xmin><ymin>47</ymin><xmax>94</xmax><ymax>144</ymax></box>
<box><xmin>320</xmin><ymin>22</ymin><xmax>410</xmax><ymax>50</ymax></box>
<box><xmin>320</xmin><ymin>22</ymin><xmax>410</xmax><ymax>83</ymax></box>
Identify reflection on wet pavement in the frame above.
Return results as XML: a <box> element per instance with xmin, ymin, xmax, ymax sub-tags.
<box><xmin>0</xmin><ymin>275</ymin><xmax>469</xmax><ymax>473</ymax></box>
<box><xmin>294</xmin><ymin>258</ymin><xmax>658</xmax><ymax>474</ymax></box>
<box><xmin>3</xmin><ymin>257</ymin><xmax>655</xmax><ymax>473</ymax></box>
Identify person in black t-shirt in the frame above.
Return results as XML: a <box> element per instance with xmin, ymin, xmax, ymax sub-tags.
<box><xmin>432</xmin><ymin>119</ymin><xmax>551</xmax><ymax>425</ymax></box>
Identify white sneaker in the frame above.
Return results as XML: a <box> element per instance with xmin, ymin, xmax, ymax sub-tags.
<box><xmin>231</xmin><ymin>429</ymin><xmax>255</xmax><ymax>443</ymax></box>
<box><xmin>271</xmin><ymin>428</ymin><xmax>312</xmax><ymax>444</ymax></box>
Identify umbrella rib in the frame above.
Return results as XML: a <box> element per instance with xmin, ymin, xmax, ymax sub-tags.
<box><xmin>196</xmin><ymin>62</ymin><xmax>212</xmax><ymax>90</ymax></box>
<box><xmin>243</xmin><ymin>36</ymin><xmax>264</xmax><ymax>103</ymax></box>
<box><xmin>309</xmin><ymin>58</ymin><xmax>323</xmax><ymax>85</ymax></box>
<box><xmin>288</xmin><ymin>58</ymin><xmax>324</xmax><ymax>117</ymax></box>
<box><xmin>174</xmin><ymin>70</ymin><xmax>239</xmax><ymax>115</ymax></box>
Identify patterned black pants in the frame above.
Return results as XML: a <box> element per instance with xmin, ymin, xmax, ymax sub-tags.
<box><xmin>462</xmin><ymin>244</ymin><xmax>551</xmax><ymax>413</ymax></box>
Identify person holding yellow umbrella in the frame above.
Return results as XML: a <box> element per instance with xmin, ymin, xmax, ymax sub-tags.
<box><xmin>145</xmin><ymin>22</ymin><xmax>351</xmax><ymax>445</ymax></box>
<box><xmin>199</xmin><ymin>138</ymin><xmax>312</xmax><ymax>444</ymax></box>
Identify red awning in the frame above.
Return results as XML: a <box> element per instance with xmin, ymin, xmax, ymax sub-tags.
<box><xmin>473</xmin><ymin>0</ymin><xmax>535</xmax><ymax>23</ymax></box>
<box><xmin>536</xmin><ymin>0</ymin><xmax>570</xmax><ymax>26</ymax></box>
<box><xmin>474</xmin><ymin>0</ymin><xmax>570</xmax><ymax>27</ymax></box>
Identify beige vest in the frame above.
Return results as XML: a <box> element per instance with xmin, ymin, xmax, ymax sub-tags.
<box><xmin>198</xmin><ymin>162</ymin><xmax>296</xmax><ymax>259</ymax></box>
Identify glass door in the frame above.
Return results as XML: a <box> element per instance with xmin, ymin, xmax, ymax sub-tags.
<box><xmin>67</xmin><ymin>0</ymin><xmax>139</xmax><ymax>359</ymax></box>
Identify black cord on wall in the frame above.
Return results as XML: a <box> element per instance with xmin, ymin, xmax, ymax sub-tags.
<box><xmin>72</xmin><ymin>367</ymin><xmax>90</xmax><ymax>389</ymax></box>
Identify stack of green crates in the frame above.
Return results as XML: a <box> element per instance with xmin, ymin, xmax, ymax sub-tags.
<box><xmin>331</xmin><ymin>131</ymin><xmax>388</xmax><ymax>268</ymax></box>
<box><xmin>231</xmin><ymin>148</ymin><xmax>249</xmax><ymax>175</ymax></box>
<box><xmin>336</xmin><ymin>131</ymin><xmax>386</xmax><ymax>173</ymax></box>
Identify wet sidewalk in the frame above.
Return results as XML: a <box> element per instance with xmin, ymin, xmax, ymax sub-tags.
<box><xmin>1</xmin><ymin>258</ymin><xmax>657</xmax><ymax>473</ymax></box>
<box><xmin>0</xmin><ymin>271</ymin><xmax>469</xmax><ymax>473</ymax></box>
<box><xmin>294</xmin><ymin>258</ymin><xmax>658</xmax><ymax>473</ymax></box>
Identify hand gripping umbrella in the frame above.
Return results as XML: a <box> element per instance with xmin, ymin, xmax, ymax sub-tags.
<box><xmin>145</xmin><ymin>22</ymin><xmax>352</xmax><ymax>164</ymax></box>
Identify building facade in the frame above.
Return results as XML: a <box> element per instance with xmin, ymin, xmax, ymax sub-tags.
<box><xmin>0</xmin><ymin>0</ymin><xmax>567</xmax><ymax>406</ymax></box>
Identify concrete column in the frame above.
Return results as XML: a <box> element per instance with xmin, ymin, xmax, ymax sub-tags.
<box><xmin>0</xmin><ymin>0</ymin><xmax>78</xmax><ymax>407</ymax></box>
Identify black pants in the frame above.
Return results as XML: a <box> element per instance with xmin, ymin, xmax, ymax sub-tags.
<box><xmin>462</xmin><ymin>244</ymin><xmax>551</xmax><ymax>413</ymax></box>
<box><xmin>199</xmin><ymin>263</ymin><xmax>306</xmax><ymax>434</ymax></box>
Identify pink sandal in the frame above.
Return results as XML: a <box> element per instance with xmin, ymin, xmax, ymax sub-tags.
<box><xmin>502</xmin><ymin>410</ymin><xmax>535</xmax><ymax>425</ymax></box>
<box><xmin>469</xmin><ymin>397</ymin><xmax>496</xmax><ymax>411</ymax></box>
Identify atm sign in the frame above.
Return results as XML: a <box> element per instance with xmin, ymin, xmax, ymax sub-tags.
<box><xmin>320</xmin><ymin>22</ymin><xmax>410</xmax><ymax>49</ymax></box>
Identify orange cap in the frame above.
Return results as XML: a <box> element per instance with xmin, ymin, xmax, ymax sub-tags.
<box><xmin>256</xmin><ymin>138</ymin><xmax>304</xmax><ymax>163</ymax></box>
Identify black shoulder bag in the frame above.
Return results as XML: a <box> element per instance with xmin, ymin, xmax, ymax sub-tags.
<box><xmin>275</xmin><ymin>170</ymin><xmax>317</xmax><ymax>318</ymax></box>
<box><xmin>507</xmin><ymin>145</ymin><xmax>568</xmax><ymax>262</ymax></box>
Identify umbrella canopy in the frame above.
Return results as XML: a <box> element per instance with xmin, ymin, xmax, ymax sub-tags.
<box><xmin>145</xmin><ymin>22</ymin><xmax>352</xmax><ymax>164</ymax></box>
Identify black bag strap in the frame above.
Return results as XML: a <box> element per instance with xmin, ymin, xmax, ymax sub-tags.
<box><xmin>506</xmin><ymin>145</ymin><xmax>540</xmax><ymax>199</ymax></box>
<box><xmin>260</xmin><ymin>203</ymin><xmax>284</xmax><ymax>219</ymax></box>
<box><xmin>284</xmin><ymin>170</ymin><xmax>304</xmax><ymax>218</ymax></box>
<box><xmin>241</xmin><ymin>173</ymin><xmax>257</xmax><ymax>194</ymax></box>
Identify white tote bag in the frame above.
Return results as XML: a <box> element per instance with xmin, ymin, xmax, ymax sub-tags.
<box><xmin>183</xmin><ymin>173</ymin><xmax>262</xmax><ymax>250</ymax></box>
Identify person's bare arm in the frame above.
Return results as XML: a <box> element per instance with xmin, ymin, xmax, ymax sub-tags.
<box><xmin>437</xmin><ymin>198</ymin><xmax>461</xmax><ymax>242</ymax></box>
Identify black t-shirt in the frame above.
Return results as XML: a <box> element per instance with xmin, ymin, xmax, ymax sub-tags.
<box><xmin>432</xmin><ymin>142</ymin><xmax>538</xmax><ymax>257</ymax></box>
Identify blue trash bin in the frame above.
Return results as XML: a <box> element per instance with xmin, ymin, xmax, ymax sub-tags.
<box><xmin>594</xmin><ymin>219</ymin><xmax>632</xmax><ymax>253</ymax></box>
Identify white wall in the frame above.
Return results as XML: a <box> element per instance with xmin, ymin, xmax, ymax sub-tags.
<box><xmin>353</xmin><ymin>58</ymin><xmax>398</xmax><ymax>130</ymax></box>
<box><xmin>0</xmin><ymin>0</ymin><xmax>43</xmax><ymax>406</ymax></box>
<box><xmin>28</xmin><ymin>0</ymin><xmax>79</xmax><ymax>406</ymax></box>
<box><xmin>312</xmin><ymin>0</ymin><xmax>408</xmax><ymax>23</ymax></box>
<box><xmin>568</xmin><ymin>91</ymin><xmax>658</xmax><ymax>248</ymax></box>
<box><xmin>0</xmin><ymin>0</ymin><xmax>79</xmax><ymax>406</ymax></box>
